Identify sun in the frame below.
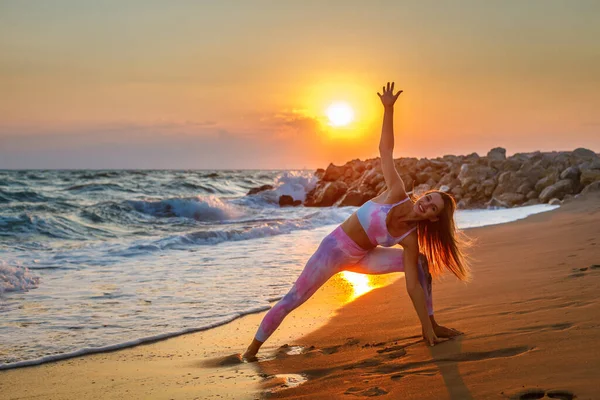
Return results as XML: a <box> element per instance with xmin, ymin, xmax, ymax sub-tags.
<box><xmin>325</xmin><ymin>102</ymin><xmax>354</xmax><ymax>127</ymax></box>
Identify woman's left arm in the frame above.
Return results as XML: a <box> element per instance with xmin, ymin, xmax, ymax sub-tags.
<box><xmin>402</xmin><ymin>235</ymin><xmax>441</xmax><ymax>346</ymax></box>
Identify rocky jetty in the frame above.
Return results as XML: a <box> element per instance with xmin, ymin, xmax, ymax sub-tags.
<box><xmin>298</xmin><ymin>148</ymin><xmax>600</xmax><ymax>209</ymax></box>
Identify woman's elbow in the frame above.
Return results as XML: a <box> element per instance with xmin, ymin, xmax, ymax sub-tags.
<box><xmin>379</xmin><ymin>146</ymin><xmax>393</xmax><ymax>155</ymax></box>
<box><xmin>405</xmin><ymin>281</ymin><xmax>420</xmax><ymax>295</ymax></box>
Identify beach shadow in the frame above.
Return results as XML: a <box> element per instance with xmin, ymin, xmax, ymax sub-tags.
<box><xmin>428</xmin><ymin>336</ymin><xmax>474</xmax><ymax>400</ymax></box>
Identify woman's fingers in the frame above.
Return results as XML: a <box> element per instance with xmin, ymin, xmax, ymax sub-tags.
<box><xmin>380</xmin><ymin>82</ymin><xmax>401</xmax><ymax>95</ymax></box>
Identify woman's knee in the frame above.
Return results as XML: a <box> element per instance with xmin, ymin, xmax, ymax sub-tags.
<box><xmin>278</xmin><ymin>288</ymin><xmax>303</xmax><ymax>313</ymax></box>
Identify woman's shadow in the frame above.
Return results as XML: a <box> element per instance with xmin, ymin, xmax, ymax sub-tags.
<box><xmin>428</xmin><ymin>336</ymin><xmax>474</xmax><ymax>400</ymax></box>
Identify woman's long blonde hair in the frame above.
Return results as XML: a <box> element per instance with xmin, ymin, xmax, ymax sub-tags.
<box><xmin>412</xmin><ymin>190</ymin><xmax>472</xmax><ymax>282</ymax></box>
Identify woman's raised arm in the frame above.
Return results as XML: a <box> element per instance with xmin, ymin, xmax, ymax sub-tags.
<box><xmin>377</xmin><ymin>82</ymin><xmax>407</xmax><ymax>197</ymax></box>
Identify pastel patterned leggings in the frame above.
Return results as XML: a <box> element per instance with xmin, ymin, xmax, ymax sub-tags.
<box><xmin>255</xmin><ymin>226</ymin><xmax>433</xmax><ymax>343</ymax></box>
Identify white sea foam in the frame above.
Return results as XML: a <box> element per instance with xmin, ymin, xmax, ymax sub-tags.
<box><xmin>273</xmin><ymin>171</ymin><xmax>318</xmax><ymax>202</ymax></box>
<box><xmin>0</xmin><ymin>261</ymin><xmax>40</xmax><ymax>294</ymax></box>
<box><xmin>128</xmin><ymin>195</ymin><xmax>243</xmax><ymax>221</ymax></box>
<box><xmin>0</xmin><ymin>305</ymin><xmax>270</xmax><ymax>370</ymax></box>
<box><xmin>456</xmin><ymin>204</ymin><xmax>560</xmax><ymax>229</ymax></box>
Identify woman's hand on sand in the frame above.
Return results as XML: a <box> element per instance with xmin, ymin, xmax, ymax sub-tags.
<box><xmin>433</xmin><ymin>324</ymin><xmax>464</xmax><ymax>338</ymax></box>
<box><xmin>422</xmin><ymin>326</ymin><xmax>444</xmax><ymax>347</ymax></box>
<box><xmin>377</xmin><ymin>82</ymin><xmax>403</xmax><ymax>108</ymax></box>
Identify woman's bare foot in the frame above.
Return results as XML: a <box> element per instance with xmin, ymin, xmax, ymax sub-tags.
<box><xmin>433</xmin><ymin>324</ymin><xmax>463</xmax><ymax>338</ymax></box>
<box><xmin>242</xmin><ymin>350</ymin><xmax>258</xmax><ymax>362</ymax></box>
<box><xmin>242</xmin><ymin>338</ymin><xmax>263</xmax><ymax>362</ymax></box>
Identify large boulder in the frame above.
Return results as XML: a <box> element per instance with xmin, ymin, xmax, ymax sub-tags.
<box><xmin>487</xmin><ymin>147</ymin><xmax>507</xmax><ymax>161</ymax></box>
<box><xmin>322</xmin><ymin>163</ymin><xmax>346</xmax><ymax>181</ymax></box>
<box><xmin>438</xmin><ymin>172</ymin><xmax>458</xmax><ymax>187</ymax></box>
<box><xmin>493</xmin><ymin>171</ymin><xmax>521</xmax><ymax>197</ymax></box>
<box><xmin>581</xmin><ymin>170</ymin><xmax>600</xmax><ymax>186</ymax></box>
<box><xmin>279</xmin><ymin>195</ymin><xmax>301</xmax><ymax>207</ymax></box>
<box><xmin>560</xmin><ymin>166</ymin><xmax>580</xmax><ymax>182</ymax></box>
<box><xmin>581</xmin><ymin>180</ymin><xmax>600</xmax><ymax>195</ymax></box>
<box><xmin>414</xmin><ymin>183</ymin><xmax>432</xmax><ymax>194</ymax></box>
<box><xmin>572</xmin><ymin>147</ymin><xmax>597</xmax><ymax>160</ymax></box>
<box><xmin>486</xmin><ymin>197</ymin><xmax>509</xmax><ymax>208</ymax></box>
<box><xmin>517</xmin><ymin>161</ymin><xmax>548</xmax><ymax>186</ymax></box>
<box><xmin>337</xmin><ymin>190</ymin><xmax>372</xmax><ymax>207</ymax></box>
<box><xmin>481</xmin><ymin>178</ymin><xmax>497</xmax><ymax>197</ymax></box>
<box><xmin>458</xmin><ymin>164</ymin><xmax>495</xmax><ymax>188</ymax></box>
<box><xmin>247</xmin><ymin>184</ymin><xmax>274</xmax><ymax>195</ymax></box>
<box><xmin>450</xmin><ymin>185</ymin><xmax>464</xmax><ymax>197</ymax></box>
<box><xmin>305</xmin><ymin>181</ymin><xmax>348</xmax><ymax>207</ymax></box>
<box><xmin>534</xmin><ymin>171</ymin><xmax>560</xmax><ymax>193</ymax></box>
<box><xmin>517</xmin><ymin>182</ymin><xmax>534</xmax><ymax>195</ymax></box>
<box><xmin>496</xmin><ymin>192</ymin><xmax>526</xmax><ymax>206</ymax></box>
<box><xmin>539</xmin><ymin>179</ymin><xmax>575</xmax><ymax>203</ymax></box>
<box><xmin>457</xmin><ymin>198</ymin><xmax>471</xmax><ymax>209</ymax></box>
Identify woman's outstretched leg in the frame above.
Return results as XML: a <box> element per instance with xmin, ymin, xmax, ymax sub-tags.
<box><xmin>243</xmin><ymin>228</ymin><xmax>366</xmax><ymax>360</ymax></box>
<box><xmin>346</xmin><ymin>248</ymin><xmax>433</xmax><ymax>315</ymax></box>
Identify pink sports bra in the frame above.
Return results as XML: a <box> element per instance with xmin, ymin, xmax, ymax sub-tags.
<box><xmin>356</xmin><ymin>197</ymin><xmax>416</xmax><ymax>247</ymax></box>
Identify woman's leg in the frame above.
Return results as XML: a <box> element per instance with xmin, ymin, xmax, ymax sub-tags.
<box><xmin>345</xmin><ymin>248</ymin><xmax>433</xmax><ymax>315</ymax></box>
<box><xmin>244</xmin><ymin>230</ymin><xmax>364</xmax><ymax>359</ymax></box>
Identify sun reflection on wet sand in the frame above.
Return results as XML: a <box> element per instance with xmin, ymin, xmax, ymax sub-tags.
<box><xmin>337</xmin><ymin>271</ymin><xmax>403</xmax><ymax>302</ymax></box>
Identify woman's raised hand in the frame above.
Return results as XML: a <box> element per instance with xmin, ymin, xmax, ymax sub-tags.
<box><xmin>377</xmin><ymin>81</ymin><xmax>403</xmax><ymax>108</ymax></box>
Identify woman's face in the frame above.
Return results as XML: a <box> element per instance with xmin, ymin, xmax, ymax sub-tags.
<box><xmin>414</xmin><ymin>193</ymin><xmax>445</xmax><ymax>221</ymax></box>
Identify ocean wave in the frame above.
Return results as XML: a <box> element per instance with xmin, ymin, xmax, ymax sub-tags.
<box><xmin>127</xmin><ymin>196</ymin><xmax>243</xmax><ymax>222</ymax></box>
<box><xmin>0</xmin><ymin>189</ymin><xmax>51</xmax><ymax>203</ymax></box>
<box><xmin>76</xmin><ymin>171</ymin><xmax>122</xmax><ymax>180</ymax></box>
<box><xmin>273</xmin><ymin>171</ymin><xmax>318</xmax><ymax>203</ymax></box>
<box><xmin>0</xmin><ymin>262</ymin><xmax>40</xmax><ymax>295</ymax></box>
<box><xmin>0</xmin><ymin>213</ymin><xmax>117</xmax><ymax>240</ymax></box>
<box><xmin>163</xmin><ymin>181</ymin><xmax>219</xmax><ymax>193</ymax></box>
<box><xmin>65</xmin><ymin>182</ymin><xmax>132</xmax><ymax>193</ymax></box>
<box><xmin>237</xmin><ymin>170</ymin><xmax>318</xmax><ymax>207</ymax></box>
<box><xmin>120</xmin><ymin>207</ymin><xmax>353</xmax><ymax>252</ymax></box>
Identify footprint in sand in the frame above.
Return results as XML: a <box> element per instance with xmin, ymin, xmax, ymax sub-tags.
<box><xmin>344</xmin><ymin>386</ymin><xmax>388</xmax><ymax>397</ymax></box>
<box><xmin>512</xmin><ymin>389</ymin><xmax>576</xmax><ymax>400</ymax></box>
<box><xmin>262</xmin><ymin>373</ymin><xmax>308</xmax><ymax>394</ymax></box>
<box><xmin>199</xmin><ymin>353</ymin><xmax>245</xmax><ymax>367</ymax></box>
<box><xmin>569</xmin><ymin>264</ymin><xmax>600</xmax><ymax>278</ymax></box>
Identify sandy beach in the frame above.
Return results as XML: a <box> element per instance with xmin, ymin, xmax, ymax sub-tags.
<box><xmin>1</xmin><ymin>192</ymin><xmax>599</xmax><ymax>400</ymax></box>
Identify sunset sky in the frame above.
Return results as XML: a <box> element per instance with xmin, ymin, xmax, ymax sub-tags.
<box><xmin>1</xmin><ymin>0</ymin><xmax>599</xmax><ymax>169</ymax></box>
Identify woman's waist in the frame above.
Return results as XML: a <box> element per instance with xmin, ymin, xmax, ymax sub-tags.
<box><xmin>339</xmin><ymin>217</ymin><xmax>375</xmax><ymax>251</ymax></box>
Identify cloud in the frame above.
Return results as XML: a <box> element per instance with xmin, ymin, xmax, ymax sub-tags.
<box><xmin>256</xmin><ymin>109</ymin><xmax>325</xmax><ymax>140</ymax></box>
<box><xmin>0</xmin><ymin>115</ymin><xmax>329</xmax><ymax>169</ymax></box>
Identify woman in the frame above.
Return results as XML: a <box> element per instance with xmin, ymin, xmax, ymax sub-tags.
<box><xmin>243</xmin><ymin>82</ymin><xmax>470</xmax><ymax>361</ymax></box>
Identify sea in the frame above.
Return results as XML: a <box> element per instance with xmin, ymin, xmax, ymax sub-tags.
<box><xmin>0</xmin><ymin>169</ymin><xmax>558</xmax><ymax>369</ymax></box>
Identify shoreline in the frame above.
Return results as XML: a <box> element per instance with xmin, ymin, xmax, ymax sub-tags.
<box><xmin>1</xmin><ymin>194</ymin><xmax>599</xmax><ymax>399</ymax></box>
